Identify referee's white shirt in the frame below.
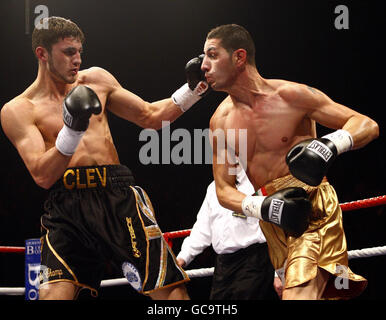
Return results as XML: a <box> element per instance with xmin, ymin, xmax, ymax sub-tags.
<box><xmin>177</xmin><ymin>170</ymin><xmax>266</xmax><ymax>267</ymax></box>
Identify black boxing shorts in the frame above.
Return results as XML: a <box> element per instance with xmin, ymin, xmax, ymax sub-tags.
<box><xmin>39</xmin><ymin>165</ymin><xmax>189</xmax><ymax>297</ymax></box>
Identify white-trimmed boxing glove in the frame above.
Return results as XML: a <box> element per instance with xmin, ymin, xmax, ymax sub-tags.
<box><xmin>286</xmin><ymin>129</ymin><xmax>353</xmax><ymax>186</ymax></box>
<box><xmin>56</xmin><ymin>86</ymin><xmax>102</xmax><ymax>156</ymax></box>
<box><xmin>172</xmin><ymin>55</ymin><xmax>210</xmax><ymax>112</ymax></box>
<box><xmin>241</xmin><ymin>187</ymin><xmax>311</xmax><ymax>237</ymax></box>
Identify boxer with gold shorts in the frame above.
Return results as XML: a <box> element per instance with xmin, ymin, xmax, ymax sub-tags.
<box><xmin>256</xmin><ymin>174</ymin><xmax>367</xmax><ymax>299</ymax></box>
<box><xmin>204</xmin><ymin>24</ymin><xmax>378</xmax><ymax>299</ymax></box>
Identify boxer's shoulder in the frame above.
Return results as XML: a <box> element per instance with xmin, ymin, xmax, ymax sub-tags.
<box><xmin>210</xmin><ymin>95</ymin><xmax>233</xmax><ymax>128</ymax></box>
<box><xmin>77</xmin><ymin>67</ymin><xmax>120</xmax><ymax>95</ymax></box>
<box><xmin>1</xmin><ymin>94</ymin><xmax>35</xmax><ymax>119</ymax></box>
<box><xmin>78</xmin><ymin>67</ymin><xmax>117</xmax><ymax>86</ymax></box>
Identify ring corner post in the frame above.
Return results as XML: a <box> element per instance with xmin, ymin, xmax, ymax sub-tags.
<box><xmin>24</xmin><ymin>239</ymin><xmax>41</xmax><ymax>300</ymax></box>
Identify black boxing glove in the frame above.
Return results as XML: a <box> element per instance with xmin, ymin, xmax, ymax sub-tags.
<box><xmin>56</xmin><ymin>85</ymin><xmax>102</xmax><ymax>156</ymax></box>
<box><xmin>286</xmin><ymin>130</ymin><xmax>353</xmax><ymax>186</ymax></box>
<box><xmin>172</xmin><ymin>55</ymin><xmax>210</xmax><ymax>112</ymax></box>
<box><xmin>242</xmin><ymin>187</ymin><xmax>311</xmax><ymax>237</ymax></box>
<box><xmin>62</xmin><ymin>85</ymin><xmax>102</xmax><ymax>131</ymax></box>
<box><xmin>186</xmin><ymin>54</ymin><xmax>211</xmax><ymax>94</ymax></box>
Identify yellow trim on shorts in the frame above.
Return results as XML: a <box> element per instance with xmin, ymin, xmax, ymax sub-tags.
<box><xmin>130</xmin><ymin>186</ymin><xmax>151</xmax><ymax>292</ymax></box>
<box><xmin>128</xmin><ymin>186</ymin><xmax>190</xmax><ymax>295</ymax></box>
<box><xmin>42</xmin><ymin>232</ymin><xmax>98</xmax><ymax>297</ymax></box>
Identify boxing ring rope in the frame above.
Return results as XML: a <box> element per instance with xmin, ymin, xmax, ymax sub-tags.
<box><xmin>0</xmin><ymin>246</ymin><xmax>25</xmax><ymax>253</ymax></box>
<box><xmin>339</xmin><ymin>195</ymin><xmax>386</xmax><ymax>211</ymax></box>
<box><xmin>0</xmin><ymin>195</ymin><xmax>385</xmax><ymax>296</ymax></box>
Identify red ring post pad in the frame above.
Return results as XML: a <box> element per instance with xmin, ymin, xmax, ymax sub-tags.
<box><xmin>24</xmin><ymin>239</ymin><xmax>41</xmax><ymax>300</ymax></box>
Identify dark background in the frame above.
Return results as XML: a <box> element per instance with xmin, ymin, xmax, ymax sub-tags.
<box><xmin>0</xmin><ymin>0</ymin><xmax>385</xmax><ymax>301</ymax></box>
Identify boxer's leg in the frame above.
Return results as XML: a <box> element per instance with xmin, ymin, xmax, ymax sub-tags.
<box><xmin>39</xmin><ymin>281</ymin><xmax>80</xmax><ymax>300</ymax></box>
<box><xmin>282</xmin><ymin>267</ymin><xmax>330</xmax><ymax>300</ymax></box>
<box><xmin>148</xmin><ymin>283</ymin><xmax>189</xmax><ymax>300</ymax></box>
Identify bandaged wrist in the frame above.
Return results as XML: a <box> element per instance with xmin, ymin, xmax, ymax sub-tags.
<box><xmin>322</xmin><ymin>129</ymin><xmax>353</xmax><ymax>155</ymax></box>
<box><xmin>241</xmin><ymin>195</ymin><xmax>265</xmax><ymax>219</ymax></box>
<box><xmin>55</xmin><ymin>125</ymin><xmax>85</xmax><ymax>156</ymax></box>
<box><xmin>172</xmin><ymin>83</ymin><xmax>202</xmax><ymax>112</ymax></box>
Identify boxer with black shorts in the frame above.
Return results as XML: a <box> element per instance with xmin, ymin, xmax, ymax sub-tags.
<box><xmin>1</xmin><ymin>17</ymin><xmax>209</xmax><ymax>300</ymax></box>
<box><xmin>41</xmin><ymin>165</ymin><xmax>189</xmax><ymax>297</ymax></box>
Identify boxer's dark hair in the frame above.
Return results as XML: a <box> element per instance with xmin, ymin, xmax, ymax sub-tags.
<box><xmin>32</xmin><ymin>16</ymin><xmax>85</xmax><ymax>55</ymax></box>
<box><xmin>207</xmin><ymin>24</ymin><xmax>256</xmax><ymax>66</ymax></box>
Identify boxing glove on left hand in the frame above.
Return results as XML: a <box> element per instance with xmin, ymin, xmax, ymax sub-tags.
<box><xmin>286</xmin><ymin>130</ymin><xmax>353</xmax><ymax>186</ymax></box>
<box><xmin>172</xmin><ymin>55</ymin><xmax>210</xmax><ymax>112</ymax></box>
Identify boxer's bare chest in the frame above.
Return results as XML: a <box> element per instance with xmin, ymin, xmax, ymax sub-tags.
<box><xmin>223</xmin><ymin>91</ymin><xmax>307</xmax><ymax>159</ymax></box>
<box><xmin>32</xmin><ymin>81</ymin><xmax>108</xmax><ymax>148</ymax></box>
<box><xmin>220</xmin><ymin>91</ymin><xmax>311</xmax><ymax>186</ymax></box>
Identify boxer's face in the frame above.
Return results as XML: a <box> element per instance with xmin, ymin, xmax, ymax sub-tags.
<box><xmin>201</xmin><ymin>38</ymin><xmax>238</xmax><ymax>91</ymax></box>
<box><xmin>47</xmin><ymin>37</ymin><xmax>82</xmax><ymax>84</ymax></box>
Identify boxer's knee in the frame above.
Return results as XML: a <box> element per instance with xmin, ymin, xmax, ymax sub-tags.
<box><xmin>39</xmin><ymin>281</ymin><xmax>80</xmax><ymax>300</ymax></box>
<box><xmin>149</xmin><ymin>283</ymin><xmax>190</xmax><ymax>300</ymax></box>
<box><xmin>282</xmin><ymin>268</ymin><xmax>329</xmax><ymax>300</ymax></box>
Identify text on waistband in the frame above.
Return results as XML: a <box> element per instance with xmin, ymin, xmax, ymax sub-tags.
<box><xmin>63</xmin><ymin>167</ymin><xmax>107</xmax><ymax>189</ymax></box>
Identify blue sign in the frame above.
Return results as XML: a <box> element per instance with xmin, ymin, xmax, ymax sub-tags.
<box><xmin>24</xmin><ymin>239</ymin><xmax>41</xmax><ymax>300</ymax></box>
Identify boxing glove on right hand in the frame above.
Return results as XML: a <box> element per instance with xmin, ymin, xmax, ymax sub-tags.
<box><xmin>62</xmin><ymin>85</ymin><xmax>102</xmax><ymax>131</ymax></box>
<box><xmin>56</xmin><ymin>85</ymin><xmax>102</xmax><ymax>156</ymax></box>
<box><xmin>242</xmin><ymin>187</ymin><xmax>311</xmax><ymax>237</ymax></box>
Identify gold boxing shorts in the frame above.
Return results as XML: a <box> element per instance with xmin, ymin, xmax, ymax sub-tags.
<box><xmin>256</xmin><ymin>174</ymin><xmax>367</xmax><ymax>299</ymax></box>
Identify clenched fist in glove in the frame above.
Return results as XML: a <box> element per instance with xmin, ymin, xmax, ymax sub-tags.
<box><xmin>242</xmin><ymin>187</ymin><xmax>312</xmax><ymax>237</ymax></box>
<box><xmin>286</xmin><ymin>130</ymin><xmax>353</xmax><ymax>186</ymax></box>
